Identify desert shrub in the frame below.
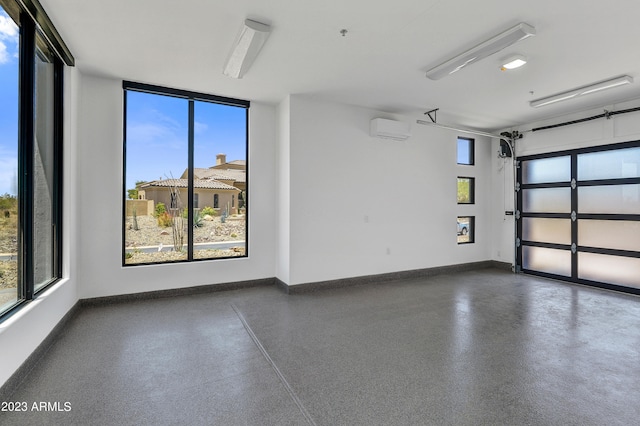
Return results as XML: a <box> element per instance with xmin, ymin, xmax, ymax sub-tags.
<box><xmin>201</xmin><ymin>206</ymin><xmax>216</xmax><ymax>216</ymax></box>
<box><xmin>155</xmin><ymin>202</ymin><xmax>166</xmax><ymax>217</ymax></box>
<box><xmin>157</xmin><ymin>211</ymin><xmax>172</xmax><ymax>227</ymax></box>
<box><xmin>132</xmin><ymin>208</ymin><xmax>139</xmax><ymax>231</ymax></box>
<box><xmin>193</xmin><ymin>210</ymin><xmax>203</xmax><ymax>228</ymax></box>
<box><xmin>0</xmin><ymin>193</ymin><xmax>16</xmax><ymax>210</ymax></box>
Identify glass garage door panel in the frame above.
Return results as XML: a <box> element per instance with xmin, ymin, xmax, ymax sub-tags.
<box><xmin>522</xmin><ymin>156</ymin><xmax>571</xmax><ymax>184</ymax></box>
<box><xmin>579</xmin><ymin>253</ymin><xmax>640</xmax><ymax>288</ymax></box>
<box><xmin>522</xmin><ymin>218</ymin><xmax>571</xmax><ymax>245</ymax></box>
<box><xmin>522</xmin><ymin>188</ymin><xmax>571</xmax><ymax>213</ymax></box>
<box><xmin>579</xmin><ymin>220</ymin><xmax>640</xmax><ymax>252</ymax></box>
<box><xmin>579</xmin><ymin>184</ymin><xmax>640</xmax><ymax>214</ymax></box>
<box><xmin>522</xmin><ymin>246</ymin><xmax>572</xmax><ymax>277</ymax></box>
<box><xmin>578</xmin><ymin>147</ymin><xmax>640</xmax><ymax>180</ymax></box>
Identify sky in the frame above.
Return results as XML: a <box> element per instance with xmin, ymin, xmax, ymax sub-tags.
<box><xmin>126</xmin><ymin>91</ymin><xmax>247</xmax><ymax>192</ymax></box>
<box><xmin>457</xmin><ymin>137</ymin><xmax>473</xmax><ymax>165</ymax></box>
<box><xmin>0</xmin><ymin>8</ymin><xmax>19</xmax><ymax>196</ymax></box>
<box><xmin>0</xmin><ymin>7</ymin><xmax>246</xmax><ymax>197</ymax></box>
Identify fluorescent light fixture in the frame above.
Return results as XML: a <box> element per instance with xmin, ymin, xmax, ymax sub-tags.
<box><xmin>426</xmin><ymin>22</ymin><xmax>535</xmax><ymax>80</ymax></box>
<box><xmin>223</xmin><ymin>19</ymin><xmax>271</xmax><ymax>79</ymax></box>
<box><xmin>501</xmin><ymin>54</ymin><xmax>527</xmax><ymax>70</ymax></box>
<box><xmin>530</xmin><ymin>75</ymin><xmax>634</xmax><ymax>108</ymax></box>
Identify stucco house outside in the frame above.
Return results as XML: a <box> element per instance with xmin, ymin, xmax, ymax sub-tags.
<box><xmin>138</xmin><ymin>154</ymin><xmax>245</xmax><ymax>215</ymax></box>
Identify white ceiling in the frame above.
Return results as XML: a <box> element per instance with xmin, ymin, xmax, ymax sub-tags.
<box><xmin>41</xmin><ymin>0</ymin><xmax>640</xmax><ymax>131</ymax></box>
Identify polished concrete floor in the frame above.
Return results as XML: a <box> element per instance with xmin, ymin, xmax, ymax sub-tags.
<box><xmin>2</xmin><ymin>269</ymin><xmax>640</xmax><ymax>425</ymax></box>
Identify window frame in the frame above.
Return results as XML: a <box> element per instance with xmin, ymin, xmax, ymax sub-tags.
<box><xmin>0</xmin><ymin>0</ymin><xmax>70</xmax><ymax>321</ymax></box>
<box><xmin>122</xmin><ymin>81</ymin><xmax>250</xmax><ymax>266</ymax></box>
<box><xmin>457</xmin><ymin>216</ymin><xmax>475</xmax><ymax>245</ymax></box>
<box><xmin>457</xmin><ymin>176</ymin><xmax>475</xmax><ymax>204</ymax></box>
<box><xmin>457</xmin><ymin>137</ymin><xmax>475</xmax><ymax>165</ymax></box>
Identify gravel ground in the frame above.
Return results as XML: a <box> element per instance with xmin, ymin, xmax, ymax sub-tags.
<box><xmin>0</xmin><ymin>260</ymin><xmax>18</xmax><ymax>309</ymax></box>
<box><xmin>0</xmin><ymin>260</ymin><xmax>17</xmax><ymax>289</ymax></box>
<box><xmin>0</xmin><ymin>291</ymin><xmax>16</xmax><ymax>310</ymax></box>
<box><xmin>0</xmin><ymin>214</ymin><xmax>247</xmax><ymax>292</ymax></box>
<box><xmin>125</xmin><ymin>214</ymin><xmax>245</xmax><ymax>248</ymax></box>
<box><xmin>125</xmin><ymin>247</ymin><xmax>245</xmax><ymax>264</ymax></box>
<box><xmin>125</xmin><ymin>214</ymin><xmax>246</xmax><ymax>264</ymax></box>
<box><xmin>0</xmin><ymin>236</ymin><xmax>16</xmax><ymax>254</ymax></box>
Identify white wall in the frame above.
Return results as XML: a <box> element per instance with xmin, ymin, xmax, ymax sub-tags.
<box><xmin>516</xmin><ymin>99</ymin><xmax>640</xmax><ymax>157</ymax></box>
<box><xmin>491</xmin><ymin>97</ymin><xmax>640</xmax><ymax>266</ymax></box>
<box><xmin>490</xmin><ymin>141</ymin><xmax>516</xmax><ymax>266</ymax></box>
<box><xmin>276</xmin><ymin>96</ymin><xmax>291</xmax><ymax>283</ymax></box>
<box><xmin>0</xmin><ymin>66</ymin><xmax>81</xmax><ymax>388</ymax></box>
<box><xmin>76</xmin><ymin>74</ymin><xmax>277</xmax><ymax>299</ymax></box>
<box><xmin>282</xmin><ymin>95</ymin><xmax>492</xmax><ymax>286</ymax></box>
<box><xmin>2</xmin><ymin>77</ymin><xmax>500</xmax><ymax>388</ymax></box>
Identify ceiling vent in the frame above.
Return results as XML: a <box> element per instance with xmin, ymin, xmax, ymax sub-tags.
<box><xmin>370</xmin><ymin>118</ymin><xmax>411</xmax><ymax>141</ymax></box>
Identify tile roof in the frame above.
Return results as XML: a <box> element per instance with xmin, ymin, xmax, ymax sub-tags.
<box><xmin>141</xmin><ymin>179</ymin><xmax>239</xmax><ymax>191</ymax></box>
<box><xmin>194</xmin><ymin>168</ymin><xmax>246</xmax><ymax>183</ymax></box>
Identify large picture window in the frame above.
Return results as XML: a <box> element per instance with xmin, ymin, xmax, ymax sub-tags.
<box><xmin>0</xmin><ymin>0</ymin><xmax>70</xmax><ymax>319</ymax></box>
<box><xmin>123</xmin><ymin>82</ymin><xmax>249</xmax><ymax>265</ymax></box>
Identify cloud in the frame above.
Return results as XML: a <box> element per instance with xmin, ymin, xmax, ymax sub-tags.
<box><xmin>0</xmin><ymin>12</ymin><xmax>18</xmax><ymax>65</ymax></box>
<box><xmin>0</xmin><ymin>13</ymin><xmax>18</xmax><ymax>40</ymax></box>
<box><xmin>0</xmin><ymin>42</ymin><xmax>8</xmax><ymax>64</ymax></box>
<box><xmin>128</xmin><ymin>122</ymin><xmax>180</xmax><ymax>145</ymax></box>
<box><xmin>194</xmin><ymin>121</ymin><xmax>208</xmax><ymax>134</ymax></box>
<box><xmin>0</xmin><ymin>147</ymin><xmax>17</xmax><ymax>195</ymax></box>
<box><xmin>126</xmin><ymin>107</ymin><xmax>189</xmax><ymax>149</ymax></box>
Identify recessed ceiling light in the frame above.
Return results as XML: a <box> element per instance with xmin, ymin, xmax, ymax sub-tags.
<box><xmin>530</xmin><ymin>75</ymin><xmax>633</xmax><ymax>108</ymax></box>
<box><xmin>501</xmin><ymin>54</ymin><xmax>527</xmax><ymax>71</ymax></box>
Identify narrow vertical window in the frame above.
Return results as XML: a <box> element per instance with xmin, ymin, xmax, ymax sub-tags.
<box><xmin>124</xmin><ymin>90</ymin><xmax>188</xmax><ymax>263</ymax></box>
<box><xmin>0</xmin><ymin>0</ymin><xmax>69</xmax><ymax>320</ymax></box>
<box><xmin>457</xmin><ymin>216</ymin><xmax>475</xmax><ymax>244</ymax></box>
<box><xmin>33</xmin><ymin>32</ymin><xmax>57</xmax><ymax>292</ymax></box>
<box><xmin>0</xmin><ymin>5</ymin><xmax>19</xmax><ymax>314</ymax></box>
<box><xmin>193</xmin><ymin>100</ymin><xmax>246</xmax><ymax>260</ymax></box>
<box><xmin>457</xmin><ymin>137</ymin><xmax>474</xmax><ymax>165</ymax></box>
<box><xmin>457</xmin><ymin>177</ymin><xmax>475</xmax><ymax>204</ymax></box>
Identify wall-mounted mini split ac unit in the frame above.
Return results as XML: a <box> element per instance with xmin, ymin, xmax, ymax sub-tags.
<box><xmin>370</xmin><ymin>118</ymin><xmax>412</xmax><ymax>141</ymax></box>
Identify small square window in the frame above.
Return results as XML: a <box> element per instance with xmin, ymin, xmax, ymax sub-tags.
<box><xmin>457</xmin><ymin>216</ymin><xmax>475</xmax><ymax>244</ymax></box>
<box><xmin>457</xmin><ymin>177</ymin><xmax>475</xmax><ymax>204</ymax></box>
<box><xmin>457</xmin><ymin>137</ymin><xmax>474</xmax><ymax>165</ymax></box>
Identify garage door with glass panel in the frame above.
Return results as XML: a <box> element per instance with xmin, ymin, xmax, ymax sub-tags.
<box><xmin>517</xmin><ymin>142</ymin><xmax>640</xmax><ymax>293</ymax></box>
